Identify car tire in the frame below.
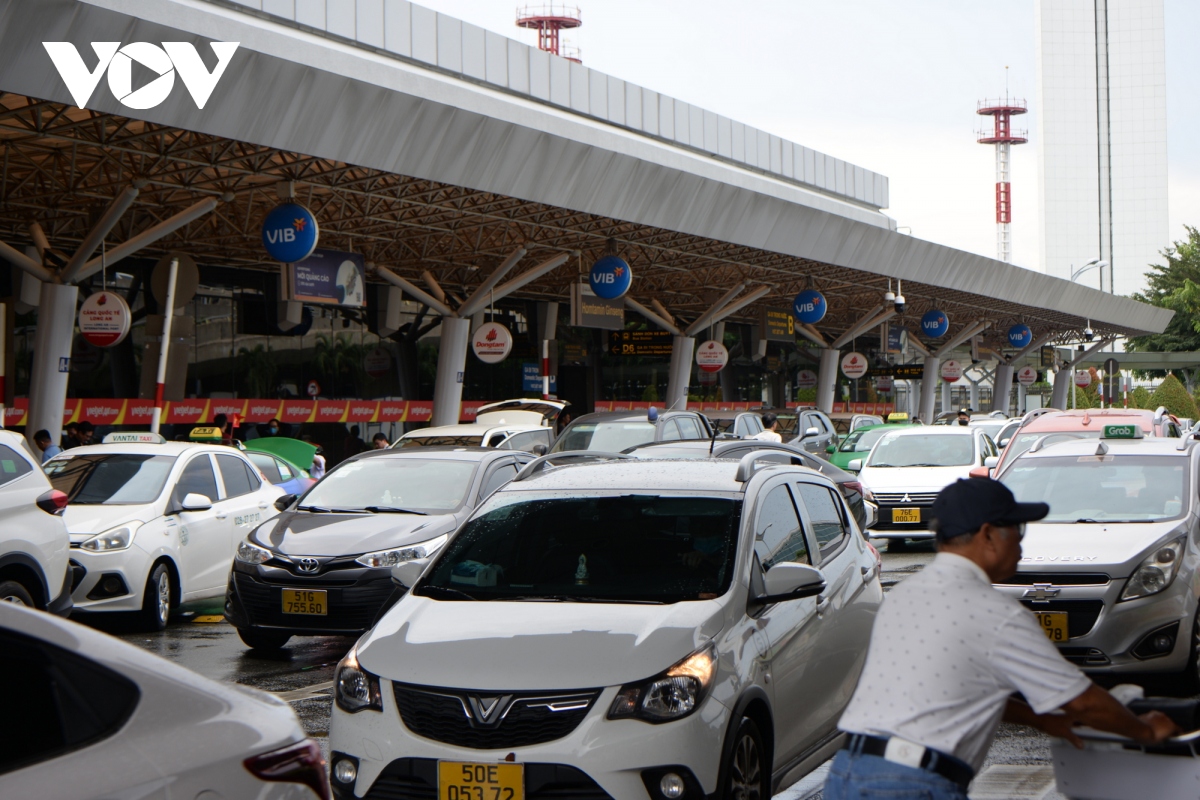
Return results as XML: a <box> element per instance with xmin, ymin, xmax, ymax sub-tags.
<box><xmin>887</xmin><ymin>538</ymin><xmax>908</xmax><ymax>552</ymax></box>
<box><xmin>0</xmin><ymin>580</ymin><xmax>36</xmax><ymax>608</ymax></box>
<box><xmin>139</xmin><ymin>562</ymin><xmax>173</xmax><ymax>632</ymax></box>
<box><xmin>238</xmin><ymin>627</ymin><xmax>292</xmax><ymax>650</ymax></box>
<box><xmin>1178</xmin><ymin>607</ymin><xmax>1200</xmax><ymax>695</ymax></box>
<box><xmin>721</xmin><ymin>716</ymin><xmax>768</xmax><ymax>800</ymax></box>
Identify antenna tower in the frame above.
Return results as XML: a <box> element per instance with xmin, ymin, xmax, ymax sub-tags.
<box><xmin>516</xmin><ymin>5</ymin><xmax>583</xmax><ymax>63</ymax></box>
<box><xmin>977</xmin><ymin>75</ymin><xmax>1028</xmax><ymax>263</ymax></box>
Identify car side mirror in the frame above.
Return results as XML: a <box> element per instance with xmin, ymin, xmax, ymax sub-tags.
<box><xmin>531</xmin><ymin>443</ymin><xmax>548</xmax><ymax>456</ymax></box>
<box><xmin>391</xmin><ymin>558</ymin><xmax>430</xmax><ymax>589</ymax></box>
<box><xmin>274</xmin><ymin>494</ymin><xmax>297</xmax><ymax>512</ymax></box>
<box><xmin>800</xmin><ymin>426</ymin><xmax>820</xmax><ymax>439</ymax></box>
<box><xmin>998</xmin><ymin>438</ymin><xmax>1010</xmax><ymax>448</ymax></box>
<box><xmin>847</xmin><ymin>459</ymin><xmax>863</xmax><ymax>472</ymax></box>
<box><xmin>968</xmin><ymin>466</ymin><xmax>991</xmax><ymax>479</ymax></box>
<box><xmin>862</xmin><ymin>502</ymin><xmax>877</xmax><ymax>531</ymax></box>
<box><xmin>983</xmin><ymin>456</ymin><xmax>999</xmax><ymax>469</ymax></box>
<box><xmin>758</xmin><ymin>563</ymin><xmax>826</xmax><ymax>603</ymax></box>
<box><xmin>825</xmin><ymin>444</ymin><xmax>836</xmax><ymax>454</ymax></box>
<box><xmin>180</xmin><ymin>492</ymin><xmax>213</xmax><ymax>512</ymax></box>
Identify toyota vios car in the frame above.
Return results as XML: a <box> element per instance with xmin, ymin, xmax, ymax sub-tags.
<box><xmin>225</xmin><ymin>447</ymin><xmax>534</xmax><ymax>650</ymax></box>
<box><xmin>328</xmin><ymin>451</ymin><xmax>883</xmax><ymax>800</ymax></box>
<box><xmin>44</xmin><ymin>433</ymin><xmax>284</xmax><ymax>630</ymax></box>
<box><xmin>997</xmin><ymin>426</ymin><xmax>1200</xmax><ymax>686</ymax></box>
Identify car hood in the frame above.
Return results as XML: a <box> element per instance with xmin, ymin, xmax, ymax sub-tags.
<box><xmin>250</xmin><ymin>510</ymin><xmax>461</xmax><ymax>556</ymax></box>
<box><xmin>859</xmin><ymin>465</ymin><xmax>975</xmax><ymax>492</ymax></box>
<box><xmin>63</xmin><ymin>504</ymin><xmax>157</xmax><ymax>540</ymax></box>
<box><xmin>357</xmin><ymin>595</ymin><xmax>726</xmax><ymax>690</ymax></box>
<box><xmin>1017</xmin><ymin>520</ymin><xmax>1188</xmax><ymax>576</ymax></box>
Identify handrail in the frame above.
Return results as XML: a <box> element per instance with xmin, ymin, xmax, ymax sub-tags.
<box><xmin>512</xmin><ymin>450</ymin><xmax>633</xmax><ymax>482</ymax></box>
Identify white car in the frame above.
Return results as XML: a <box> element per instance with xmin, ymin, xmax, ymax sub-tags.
<box><xmin>849</xmin><ymin>425</ymin><xmax>999</xmax><ymax>546</ymax></box>
<box><xmin>44</xmin><ymin>433</ymin><xmax>284</xmax><ymax>630</ymax></box>
<box><xmin>328</xmin><ymin>453</ymin><xmax>882</xmax><ymax>800</ymax></box>
<box><xmin>394</xmin><ymin>399</ymin><xmax>566</xmax><ymax>453</ymax></box>
<box><xmin>0</xmin><ymin>430</ymin><xmax>71</xmax><ymax>613</ymax></box>
<box><xmin>0</xmin><ymin>602</ymin><xmax>330</xmax><ymax>799</ymax></box>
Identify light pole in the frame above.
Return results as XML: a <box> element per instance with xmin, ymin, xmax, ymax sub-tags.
<box><xmin>1071</xmin><ymin>258</ymin><xmax>1110</xmax><ymax>292</ymax></box>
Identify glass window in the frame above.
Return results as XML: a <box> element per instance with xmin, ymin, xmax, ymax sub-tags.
<box><xmin>1005</xmin><ymin>430</ymin><xmax>1103</xmax><ymax>462</ymax></box>
<box><xmin>746</xmin><ymin>416</ymin><xmax>764</xmax><ymax>435</ymax></box>
<box><xmin>551</xmin><ymin>422</ymin><xmax>657</xmax><ymax>453</ymax></box>
<box><xmin>794</xmin><ymin>483</ymin><xmax>847</xmax><ymax>552</ymax></box>
<box><xmin>677</xmin><ymin>416</ymin><xmax>704</xmax><ymax>439</ymax></box>
<box><xmin>838</xmin><ymin>427</ymin><xmax>889</xmax><ymax>453</ymax></box>
<box><xmin>479</xmin><ymin>463</ymin><xmax>518</xmax><ymax>498</ymax></box>
<box><xmin>216</xmin><ymin>454</ymin><xmax>253</xmax><ymax>498</ymax></box>
<box><xmin>867</xmin><ymin>433</ymin><xmax>975</xmax><ymax>468</ymax></box>
<box><xmin>248</xmin><ymin>453</ymin><xmax>282</xmax><ymax>484</ymax></box>
<box><xmin>485</xmin><ymin>432</ymin><xmax>510</xmax><ymax>447</ymax></box>
<box><xmin>497</xmin><ymin>431</ymin><xmax>550</xmax><ymax>453</ymax></box>
<box><xmin>397</xmin><ymin>435</ymin><xmax>486</xmax><ymax>448</ymax></box>
<box><xmin>662</xmin><ymin>419</ymin><xmax>682</xmax><ymax>440</ymax></box>
<box><xmin>243</xmin><ymin>459</ymin><xmax>261</xmax><ymax>492</ymax></box>
<box><xmin>416</xmin><ymin>492</ymin><xmax>742</xmax><ymax>603</ymax></box>
<box><xmin>276</xmin><ymin>458</ymin><xmax>294</xmax><ymax>481</ymax></box>
<box><xmin>175</xmin><ymin>456</ymin><xmax>219</xmax><ymax>504</ymax></box>
<box><xmin>754</xmin><ymin>485</ymin><xmax>809</xmax><ymax>570</ymax></box>
<box><xmin>0</xmin><ymin>444</ymin><xmax>33</xmax><ymax>487</ymax></box>
<box><xmin>301</xmin><ymin>458</ymin><xmax>480</xmax><ymax>512</ymax></box>
<box><xmin>1003</xmin><ymin>455</ymin><xmax>1188</xmax><ymax>522</ymax></box>
<box><xmin>45</xmin><ymin>454</ymin><xmax>176</xmax><ymax>505</ymax></box>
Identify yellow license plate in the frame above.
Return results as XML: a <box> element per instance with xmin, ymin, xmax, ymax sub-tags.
<box><xmin>1036</xmin><ymin>611</ymin><xmax>1068</xmax><ymax>642</ymax></box>
<box><xmin>281</xmin><ymin>589</ymin><xmax>327</xmax><ymax>615</ymax></box>
<box><xmin>439</xmin><ymin>762</ymin><xmax>524</xmax><ymax>800</ymax></box>
<box><xmin>892</xmin><ymin>507</ymin><xmax>921</xmax><ymax>524</ymax></box>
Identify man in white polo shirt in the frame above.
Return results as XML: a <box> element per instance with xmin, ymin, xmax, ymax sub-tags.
<box><xmin>824</xmin><ymin>478</ymin><xmax>1177</xmax><ymax>800</ymax></box>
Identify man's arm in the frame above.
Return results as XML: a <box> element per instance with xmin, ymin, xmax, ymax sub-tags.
<box><xmin>1006</xmin><ymin>686</ymin><xmax>1178</xmax><ymax>746</ymax></box>
<box><xmin>1003</xmin><ymin>698</ymin><xmax>1082</xmax><ymax>747</ymax></box>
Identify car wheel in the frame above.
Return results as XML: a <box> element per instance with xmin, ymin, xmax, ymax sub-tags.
<box><xmin>139</xmin><ymin>562</ymin><xmax>173</xmax><ymax>632</ymax></box>
<box><xmin>0</xmin><ymin>580</ymin><xmax>36</xmax><ymax>608</ymax></box>
<box><xmin>238</xmin><ymin>627</ymin><xmax>292</xmax><ymax>650</ymax></box>
<box><xmin>887</xmin><ymin>538</ymin><xmax>908</xmax><ymax>552</ymax></box>
<box><xmin>722</xmin><ymin>717</ymin><xmax>768</xmax><ymax>800</ymax></box>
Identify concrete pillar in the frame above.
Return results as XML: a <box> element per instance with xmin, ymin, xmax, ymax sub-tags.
<box><xmin>920</xmin><ymin>356</ymin><xmax>940</xmax><ymax>424</ymax></box>
<box><xmin>665</xmin><ymin>335</ymin><xmax>695</xmax><ymax>410</ymax></box>
<box><xmin>991</xmin><ymin>363</ymin><xmax>1015</xmax><ymax>414</ymax></box>
<box><xmin>941</xmin><ymin>380</ymin><xmax>951</xmax><ymax>416</ymax></box>
<box><xmin>968</xmin><ymin>380</ymin><xmax>980</xmax><ymax>411</ymax></box>
<box><xmin>431</xmin><ymin>317</ymin><xmax>470</xmax><ymax>427</ymax></box>
<box><xmin>27</xmin><ymin>282</ymin><xmax>78</xmax><ymax>448</ymax></box>
<box><xmin>1051</xmin><ymin>369</ymin><xmax>1071</xmax><ymax>410</ymax></box>
<box><xmin>816</xmin><ymin>348</ymin><xmax>840</xmax><ymax>413</ymax></box>
<box><xmin>1017</xmin><ymin>383</ymin><xmax>1027</xmax><ymax>414</ymax></box>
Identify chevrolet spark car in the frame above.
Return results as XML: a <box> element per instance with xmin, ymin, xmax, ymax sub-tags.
<box><xmin>328</xmin><ymin>451</ymin><xmax>883</xmax><ymax>800</ymax></box>
<box><xmin>44</xmin><ymin>433</ymin><xmax>284</xmax><ymax>630</ymax></box>
<box><xmin>997</xmin><ymin>427</ymin><xmax>1200</xmax><ymax>686</ymax></box>
<box><xmin>225</xmin><ymin>448</ymin><xmax>533</xmax><ymax>650</ymax></box>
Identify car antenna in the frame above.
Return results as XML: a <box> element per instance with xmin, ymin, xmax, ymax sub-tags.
<box><xmin>709</xmin><ymin>414</ymin><xmax>718</xmax><ymax>455</ymax></box>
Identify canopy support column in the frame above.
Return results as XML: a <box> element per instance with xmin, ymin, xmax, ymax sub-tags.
<box><xmin>431</xmin><ymin>317</ymin><xmax>471</xmax><ymax>427</ymax></box>
<box><xmin>920</xmin><ymin>356</ymin><xmax>940</xmax><ymax>424</ymax></box>
<box><xmin>816</xmin><ymin>348</ymin><xmax>840</xmax><ymax>413</ymax></box>
<box><xmin>665</xmin><ymin>335</ymin><xmax>696</xmax><ymax>411</ymax></box>
<box><xmin>991</xmin><ymin>363</ymin><xmax>1015</xmax><ymax>414</ymax></box>
<box><xmin>26</xmin><ymin>282</ymin><xmax>78</xmax><ymax>448</ymax></box>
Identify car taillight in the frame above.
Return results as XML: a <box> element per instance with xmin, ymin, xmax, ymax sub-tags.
<box><xmin>244</xmin><ymin>739</ymin><xmax>331</xmax><ymax>800</ymax></box>
<box><xmin>36</xmin><ymin>490</ymin><xmax>69</xmax><ymax>516</ymax></box>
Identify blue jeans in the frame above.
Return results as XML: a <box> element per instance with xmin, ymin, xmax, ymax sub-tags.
<box><xmin>823</xmin><ymin>750</ymin><xmax>968</xmax><ymax>800</ymax></box>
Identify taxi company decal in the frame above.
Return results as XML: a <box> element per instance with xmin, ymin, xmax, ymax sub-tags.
<box><xmin>473</xmin><ymin>322</ymin><xmax>513</xmax><ymax>364</ymax></box>
<box><xmin>235</xmin><ymin>512</ymin><xmax>262</xmax><ymax>527</ymax></box>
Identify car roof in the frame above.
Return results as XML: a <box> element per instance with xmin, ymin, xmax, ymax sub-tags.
<box><xmin>1022</xmin><ymin>409</ymin><xmax>1157</xmax><ymax>432</ymax></box>
<box><xmin>568</xmin><ymin>411</ymin><xmax>694</xmax><ymax>424</ymax></box>
<box><xmin>503</xmin><ymin>457</ymin><xmax>821</xmax><ymax>493</ymax></box>
<box><xmin>348</xmin><ymin>446</ymin><xmax>520</xmax><ymax>463</ymax></box>
<box><xmin>872</xmin><ymin>425</ymin><xmax>977</xmax><ymax>437</ymax></box>
<box><xmin>51</xmin><ymin>441</ymin><xmax>225</xmax><ymax>457</ymax></box>
<box><xmin>1018</xmin><ymin>437</ymin><xmax>1190</xmax><ymax>458</ymax></box>
<box><xmin>401</xmin><ymin>424</ymin><xmax>532</xmax><ymax>437</ymax></box>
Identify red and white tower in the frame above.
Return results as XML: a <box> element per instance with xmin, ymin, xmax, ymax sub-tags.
<box><xmin>516</xmin><ymin>5</ymin><xmax>583</xmax><ymax>63</ymax></box>
<box><xmin>977</xmin><ymin>97</ymin><xmax>1028</xmax><ymax>263</ymax></box>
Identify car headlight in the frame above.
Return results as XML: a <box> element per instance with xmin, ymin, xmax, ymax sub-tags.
<box><xmin>236</xmin><ymin>539</ymin><xmax>273</xmax><ymax>565</ymax></box>
<box><xmin>862</xmin><ymin>487</ymin><xmax>874</xmax><ymax>503</ymax></box>
<box><xmin>334</xmin><ymin>643</ymin><xmax>382</xmax><ymax>713</ymax></box>
<box><xmin>608</xmin><ymin>643</ymin><xmax>717</xmax><ymax>723</ymax></box>
<box><xmin>354</xmin><ymin>533</ymin><xmax>449</xmax><ymax>569</ymax></box>
<box><xmin>1121</xmin><ymin>537</ymin><xmax>1185</xmax><ymax>602</ymax></box>
<box><xmin>79</xmin><ymin>523</ymin><xmax>139</xmax><ymax>552</ymax></box>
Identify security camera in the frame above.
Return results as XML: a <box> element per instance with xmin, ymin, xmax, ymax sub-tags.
<box><xmin>884</xmin><ymin>290</ymin><xmax>896</xmax><ymax>304</ymax></box>
<box><xmin>893</xmin><ymin>294</ymin><xmax>906</xmax><ymax>314</ymax></box>
<box><xmin>1083</xmin><ymin>327</ymin><xmax>1095</xmax><ymax>341</ymax></box>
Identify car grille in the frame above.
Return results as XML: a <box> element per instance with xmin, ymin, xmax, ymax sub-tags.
<box><xmin>358</xmin><ymin>759</ymin><xmax>612</xmax><ymax>800</ymax></box>
<box><xmin>872</xmin><ymin>492</ymin><xmax>938</xmax><ymax>506</ymax></box>
<box><xmin>1000</xmin><ymin>573</ymin><xmax>1111</xmax><ymax>586</ymax></box>
<box><xmin>1018</xmin><ymin>599</ymin><xmax>1105</xmax><ymax>638</ymax></box>
<box><xmin>1058</xmin><ymin>647</ymin><xmax>1111</xmax><ymax>666</ymax></box>
<box><xmin>392</xmin><ymin>683</ymin><xmax>600</xmax><ymax>750</ymax></box>
<box><xmin>231</xmin><ymin>572</ymin><xmax>396</xmax><ymax>630</ymax></box>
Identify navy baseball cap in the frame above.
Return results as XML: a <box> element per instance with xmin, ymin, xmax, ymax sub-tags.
<box><xmin>929</xmin><ymin>478</ymin><xmax>1049</xmax><ymax>541</ymax></box>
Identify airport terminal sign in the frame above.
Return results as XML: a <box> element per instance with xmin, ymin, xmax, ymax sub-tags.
<box><xmin>610</xmin><ymin>330</ymin><xmax>673</xmax><ymax>356</ymax></box>
<box><xmin>760</xmin><ymin>308</ymin><xmax>795</xmax><ymax>342</ymax></box>
<box><xmin>287</xmin><ymin>249</ymin><xmax>365</xmax><ymax>308</ymax></box>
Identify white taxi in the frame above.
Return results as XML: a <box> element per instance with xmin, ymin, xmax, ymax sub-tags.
<box><xmin>44</xmin><ymin>433</ymin><xmax>284</xmax><ymax>630</ymax></box>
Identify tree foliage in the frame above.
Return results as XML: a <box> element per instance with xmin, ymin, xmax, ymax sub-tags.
<box><xmin>1149</xmin><ymin>374</ymin><xmax>1199</xmax><ymax>419</ymax></box>
<box><xmin>1129</xmin><ymin>386</ymin><xmax>1152</xmax><ymax>409</ymax></box>
<box><xmin>1127</xmin><ymin>227</ymin><xmax>1200</xmax><ymax>380</ymax></box>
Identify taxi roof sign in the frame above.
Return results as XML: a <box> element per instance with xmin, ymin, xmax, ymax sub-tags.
<box><xmin>887</xmin><ymin>412</ymin><xmax>909</xmax><ymax>422</ymax></box>
<box><xmin>188</xmin><ymin>426</ymin><xmax>224</xmax><ymax>441</ymax></box>
<box><xmin>1101</xmin><ymin>424</ymin><xmax>1143</xmax><ymax>440</ymax></box>
<box><xmin>102</xmin><ymin>432</ymin><xmax>166</xmax><ymax>445</ymax></box>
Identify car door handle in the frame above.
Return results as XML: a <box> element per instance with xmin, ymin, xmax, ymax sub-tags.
<box><xmin>816</xmin><ymin>595</ymin><xmax>830</xmax><ymax>616</ymax></box>
<box><xmin>215</xmin><ymin>513</ymin><xmax>228</xmax><ymax>520</ymax></box>
<box><xmin>258</xmin><ymin>502</ymin><xmax>269</xmax><ymax>509</ymax></box>
<box><xmin>861</xmin><ymin>565</ymin><xmax>878</xmax><ymax>583</ymax></box>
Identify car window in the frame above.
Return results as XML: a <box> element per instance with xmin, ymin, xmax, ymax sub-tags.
<box><xmin>794</xmin><ymin>482</ymin><xmax>847</xmax><ymax>554</ymax></box>
<box><xmin>553</xmin><ymin>422</ymin><xmax>657</xmax><ymax>453</ymax></box>
<box><xmin>1003</xmin><ymin>455</ymin><xmax>1188</xmax><ymax>522</ymax></box>
<box><xmin>479</xmin><ymin>463</ymin><xmax>519</xmax><ymax>498</ymax></box>
<box><xmin>838</xmin><ymin>427</ymin><xmax>889</xmax><ymax>453</ymax></box>
<box><xmin>303</xmin><ymin>458</ymin><xmax>479</xmax><ymax>512</ymax></box>
<box><xmin>276</xmin><ymin>458</ymin><xmax>294</xmax><ymax>480</ymax></box>
<box><xmin>814</xmin><ymin>414</ymin><xmax>832</xmax><ymax>434</ymax></box>
<box><xmin>216</xmin><ymin>454</ymin><xmax>254</xmax><ymax>498</ymax></box>
<box><xmin>867</xmin><ymin>433</ymin><xmax>975</xmax><ymax>467</ymax></box>
<box><xmin>46</xmin><ymin>454</ymin><xmax>176</xmax><ymax>505</ymax></box>
<box><xmin>0</xmin><ymin>444</ymin><xmax>33</xmax><ymax>487</ymax></box>
<box><xmin>754</xmin><ymin>485</ymin><xmax>810</xmax><ymax>569</ymax></box>
<box><xmin>746</xmin><ymin>416</ymin><xmax>764</xmax><ymax>435</ymax></box>
<box><xmin>497</xmin><ymin>430</ymin><xmax>550</xmax><ymax>453</ymax></box>
<box><xmin>0</xmin><ymin>629</ymin><xmax>140</xmax><ymax>775</ymax></box>
<box><xmin>248</xmin><ymin>453</ymin><xmax>282</xmax><ymax>484</ymax></box>
<box><xmin>677</xmin><ymin>416</ymin><xmax>704</xmax><ymax>439</ymax></box>
<box><xmin>662</xmin><ymin>419</ymin><xmax>682</xmax><ymax>440</ymax></box>
<box><xmin>176</xmin><ymin>455</ymin><xmax>219</xmax><ymax>504</ymax></box>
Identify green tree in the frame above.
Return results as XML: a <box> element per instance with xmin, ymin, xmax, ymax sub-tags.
<box><xmin>1127</xmin><ymin>227</ymin><xmax>1200</xmax><ymax>387</ymax></box>
<box><xmin>236</xmin><ymin>345</ymin><xmax>278</xmax><ymax>398</ymax></box>
<box><xmin>314</xmin><ymin>333</ymin><xmax>367</xmax><ymax>397</ymax></box>
<box><xmin>1150</xmin><ymin>374</ymin><xmax>1199</xmax><ymax>419</ymax></box>
<box><xmin>1129</xmin><ymin>386</ymin><xmax>1152</xmax><ymax>409</ymax></box>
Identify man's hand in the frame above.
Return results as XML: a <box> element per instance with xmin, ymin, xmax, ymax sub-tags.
<box><xmin>1038</xmin><ymin>713</ymin><xmax>1083</xmax><ymax>748</ymax></box>
<box><xmin>1134</xmin><ymin>710</ymin><xmax>1180</xmax><ymax>745</ymax></box>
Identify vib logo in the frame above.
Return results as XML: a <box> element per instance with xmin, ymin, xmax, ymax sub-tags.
<box><xmin>43</xmin><ymin>41</ymin><xmax>240</xmax><ymax>111</ymax></box>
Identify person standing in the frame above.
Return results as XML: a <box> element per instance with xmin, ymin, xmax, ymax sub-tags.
<box><xmin>62</xmin><ymin>422</ymin><xmax>80</xmax><ymax>450</ymax></box>
<box><xmin>371</xmin><ymin>432</ymin><xmax>390</xmax><ymax>450</ymax></box>
<box><xmin>33</xmin><ymin>430</ymin><xmax>62</xmax><ymax>463</ymax></box>
<box><xmin>309</xmin><ymin>446</ymin><xmax>326</xmax><ymax>480</ymax></box>
<box><xmin>750</xmin><ymin>412</ymin><xmax>783</xmax><ymax>442</ymax></box>
<box><xmin>76</xmin><ymin>421</ymin><xmax>95</xmax><ymax>446</ymax></box>
<box><xmin>824</xmin><ymin>478</ymin><xmax>1177</xmax><ymax>800</ymax></box>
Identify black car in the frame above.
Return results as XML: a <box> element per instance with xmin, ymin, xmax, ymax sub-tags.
<box><xmin>224</xmin><ymin>447</ymin><xmax>533</xmax><ymax>650</ymax></box>
<box><xmin>550</xmin><ymin>409</ymin><xmax>712</xmax><ymax>453</ymax></box>
<box><xmin>623</xmin><ymin>439</ymin><xmax>870</xmax><ymax>530</ymax></box>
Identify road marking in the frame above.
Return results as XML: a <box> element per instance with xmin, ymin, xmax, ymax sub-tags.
<box><xmin>774</xmin><ymin>762</ymin><xmax>829</xmax><ymax>799</ymax></box>
<box><xmin>192</xmin><ymin>614</ymin><xmax>225</xmax><ymax>623</ymax></box>
<box><xmin>274</xmin><ymin>680</ymin><xmax>334</xmax><ymax>702</ymax></box>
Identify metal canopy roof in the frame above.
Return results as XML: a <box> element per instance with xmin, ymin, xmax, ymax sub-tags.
<box><xmin>0</xmin><ymin>0</ymin><xmax>1173</xmax><ymax>350</ymax></box>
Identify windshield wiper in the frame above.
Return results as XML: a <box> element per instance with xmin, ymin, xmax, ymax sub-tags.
<box><xmin>297</xmin><ymin>505</ymin><xmax>331</xmax><ymax>512</ymax></box>
<box><xmin>362</xmin><ymin>506</ymin><xmax>428</xmax><ymax>515</ymax></box>
<box><xmin>1074</xmin><ymin>518</ymin><xmax>1102</xmax><ymax>523</ymax></box>
<box><xmin>498</xmin><ymin>595</ymin><xmax>666</xmax><ymax>605</ymax></box>
<box><xmin>415</xmin><ymin>585</ymin><xmax>477</xmax><ymax>600</ymax></box>
<box><xmin>902</xmin><ymin>463</ymin><xmax>951</xmax><ymax>468</ymax></box>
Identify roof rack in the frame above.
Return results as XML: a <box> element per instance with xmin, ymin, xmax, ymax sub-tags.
<box><xmin>1177</xmin><ymin>421</ymin><xmax>1200</xmax><ymax>450</ymax></box>
<box><xmin>1027</xmin><ymin>432</ymin><xmax>1087</xmax><ymax>454</ymax></box>
<box><xmin>734</xmin><ymin>449</ymin><xmax>804</xmax><ymax>482</ymax></box>
<box><xmin>1153</xmin><ymin>406</ymin><xmax>1170</xmax><ymax>426</ymax></box>
<box><xmin>512</xmin><ymin>450</ymin><xmax>634</xmax><ymax>482</ymax></box>
<box><xmin>1019</xmin><ymin>407</ymin><xmax>1061</xmax><ymax>428</ymax></box>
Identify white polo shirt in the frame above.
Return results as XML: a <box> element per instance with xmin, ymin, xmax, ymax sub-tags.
<box><xmin>838</xmin><ymin>552</ymin><xmax>1091</xmax><ymax>771</ymax></box>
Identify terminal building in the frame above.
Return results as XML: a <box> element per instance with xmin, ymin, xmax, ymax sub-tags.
<box><xmin>0</xmin><ymin>0</ymin><xmax>1173</xmax><ymax>455</ymax></box>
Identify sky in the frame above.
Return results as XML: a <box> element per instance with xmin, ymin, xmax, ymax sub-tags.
<box><xmin>420</xmin><ymin>0</ymin><xmax>1200</xmax><ymax>273</ymax></box>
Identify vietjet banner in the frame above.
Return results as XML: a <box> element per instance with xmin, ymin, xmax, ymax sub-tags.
<box><xmin>2</xmin><ymin>399</ymin><xmax>491</xmax><ymax>425</ymax></box>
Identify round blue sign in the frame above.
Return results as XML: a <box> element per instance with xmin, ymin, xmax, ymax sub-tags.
<box><xmin>262</xmin><ymin>203</ymin><xmax>319</xmax><ymax>263</ymax></box>
<box><xmin>921</xmin><ymin>309</ymin><xmax>950</xmax><ymax>338</ymax></box>
<box><xmin>1007</xmin><ymin>324</ymin><xmax>1033</xmax><ymax>349</ymax></box>
<box><xmin>589</xmin><ymin>255</ymin><xmax>632</xmax><ymax>299</ymax></box>
<box><xmin>792</xmin><ymin>290</ymin><xmax>827</xmax><ymax>325</ymax></box>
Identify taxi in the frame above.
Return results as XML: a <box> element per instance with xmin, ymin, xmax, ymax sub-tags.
<box><xmin>43</xmin><ymin>432</ymin><xmax>284</xmax><ymax>630</ymax></box>
<box><xmin>998</xmin><ymin>424</ymin><xmax>1200</xmax><ymax>687</ymax></box>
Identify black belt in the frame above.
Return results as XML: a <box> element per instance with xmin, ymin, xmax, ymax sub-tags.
<box><xmin>843</xmin><ymin>733</ymin><xmax>975</xmax><ymax>790</ymax></box>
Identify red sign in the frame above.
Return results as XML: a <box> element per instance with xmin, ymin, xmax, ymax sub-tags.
<box><xmin>1074</xmin><ymin>371</ymin><xmax>1092</xmax><ymax>388</ymax></box>
<box><xmin>695</xmin><ymin>340</ymin><xmax>729</xmax><ymax>373</ymax></box>
<box><xmin>841</xmin><ymin>352</ymin><xmax>868</xmax><ymax>379</ymax></box>
<box><xmin>78</xmin><ymin>292</ymin><xmax>131</xmax><ymax>347</ymax></box>
<box><xmin>940</xmin><ymin>359</ymin><xmax>964</xmax><ymax>384</ymax></box>
<box><xmin>1017</xmin><ymin>366</ymin><xmax>1038</xmax><ymax>387</ymax></box>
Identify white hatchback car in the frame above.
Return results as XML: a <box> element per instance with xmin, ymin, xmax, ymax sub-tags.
<box><xmin>0</xmin><ymin>430</ymin><xmax>71</xmax><ymax>613</ymax></box>
<box><xmin>328</xmin><ymin>452</ymin><xmax>883</xmax><ymax>800</ymax></box>
<box><xmin>44</xmin><ymin>433</ymin><xmax>284</xmax><ymax>630</ymax></box>
<box><xmin>0</xmin><ymin>602</ymin><xmax>330</xmax><ymax>799</ymax></box>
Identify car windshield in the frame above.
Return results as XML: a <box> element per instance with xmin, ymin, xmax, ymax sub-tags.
<box><xmin>301</xmin><ymin>458</ymin><xmax>478</xmax><ymax>512</ymax></box>
<box><xmin>1004</xmin><ymin>430</ymin><xmax>1103</xmax><ymax>461</ymax></box>
<box><xmin>552</xmin><ymin>422</ymin><xmax>657</xmax><ymax>453</ymax></box>
<box><xmin>44</xmin><ymin>454</ymin><xmax>176</xmax><ymax>505</ymax></box>
<box><xmin>970</xmin><ymin>422</ymin><xmax>1006</xmax><ymax>440</ymax></box>
<box><xmin>838</xmin><ymin>427</ymin><xmax>889</xmax><ymax>453</ymax></box>
<box><xmin>867</xmin><ymin>433</ymin><xmax>975</xmax><ymax>467</ymax></box>
<box><xmin>396</xmin><ymin>435</ymin><xmax>485</xmax><ymax>448</ymax></box>
<box><xmin>1003</xmin><ymin>455</ymin><xmax>1188</xmax><ymax>522</ymax></box>
<box><xmin>415</xmin><ymin>491</ymin><xmax>741</xmax><ymax>603</ymax></box>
